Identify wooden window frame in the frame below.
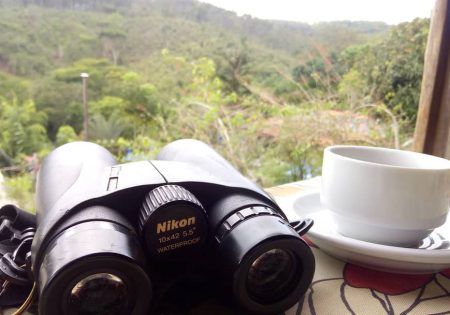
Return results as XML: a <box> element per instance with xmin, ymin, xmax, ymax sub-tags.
<box><xmin>413</xmin><ymin>0</ymin><xmax>450</xmax><ymax>158</ymax></box>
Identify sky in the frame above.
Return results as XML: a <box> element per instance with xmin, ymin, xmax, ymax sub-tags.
<box><xmin>197</xmin><ymin>0</ymin><xmax>436</xmax><ymax>25</ymax></box>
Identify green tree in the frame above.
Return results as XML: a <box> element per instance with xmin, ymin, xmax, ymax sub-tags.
<box><xmin>339</xmin><ymin>18</ymin><xmax>429</xmax><ymax>126</ymax></box>
<box><xmin>56</xmin><ymin>125</ymin><xmax>78</xmax><ymax>146</ymax></box>
<box><xmin>90</xmin><ymin>96</ymin><xmax>126</xmax><ymax>118</ymax></box>
<box><xmin>32</xmin><ymin>78</ymin><xmax>83</xmax><ymax>139</ymax></box>
<box><xmin>338</xmin><ymin>69</ymin><xmax>366</xmax><ymax>107</ymax></box>
<box><xmin>0</xmin><ymin>97</ymin><xmax>50</xmax><ymax>164</ymax></box>
<box><xmin>0</xmin><ymin>72</ymin><xmax>30</xmax><ymax>102</ymax></box>
<box><xmin>98</xmin><ymin>13</ymin><xmax>127</xmax><ymax>65</ymax></box>
<box><xmin>214</xmin><ymin>38</ymin><xmax>252</xmax><ymax>94</ymax></box>
<box><xmin>89</xmin><ymin>113</ymin><xmax>126</xmax><ymax>140</ymax></box>
<box><xmin>118</xmin><ymin>71</ymin><xmax>160</xmax><ymax>124</ymax></box>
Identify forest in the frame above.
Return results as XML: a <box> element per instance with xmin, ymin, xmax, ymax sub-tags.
<box><xmin>0</xmin><ymin>0</ymin><xmax>429</xmax><ymax>210</ymax></box>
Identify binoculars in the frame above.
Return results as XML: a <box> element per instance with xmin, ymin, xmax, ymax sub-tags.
<box><xmin>30</xmin><ymin>139</ymin><xmax>315</xmax><ymax>314</ymax></box>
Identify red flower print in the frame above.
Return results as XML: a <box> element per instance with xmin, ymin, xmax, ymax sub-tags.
<box><xmin>441</xmin><ymin>269</ymin><xmax>450</xmax><ymax>278</ymax></box>
<box><xmin>344</xmin><ymin>264</ymin><xmax>434</xmax><ymax>295</ymax></box>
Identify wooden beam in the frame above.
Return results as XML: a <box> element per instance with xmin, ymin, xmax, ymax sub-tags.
<box><xmin>413</xmin><ymin>0</ymin><xmax>450</xmax><ymax>158</ymax></box>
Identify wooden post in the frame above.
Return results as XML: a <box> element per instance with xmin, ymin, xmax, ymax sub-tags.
<box><xmin>413</xmin><ymin>0</ymin><xmax>450</xmax><ymax>158</ymax></box>
<box><xmin>80</xmin><ymin>73</ymin><xmax>89</xmax><ymax>140</ymax></box>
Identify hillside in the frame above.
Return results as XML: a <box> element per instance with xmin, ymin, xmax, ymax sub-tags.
<box><xmin>0</xmin><ymin>0</ymin><xmax>389</xmax><ymax>78</ymax></box>
<box><xmin>0</xmin><ymin>0</ymin><xmax>429</xmax><ymax>208</ymax></box>
<box><xmin>147</xmin><ymin>0</ymin><xmax>389</xmax><ymax>54</ymax></box>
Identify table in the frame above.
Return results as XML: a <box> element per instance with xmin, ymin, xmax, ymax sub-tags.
<box><xmin>269</xmin><ymin>178</ymin><xmax>450</xmax><ymax>315</ymax></box>
<box><xmin>3</xmin><ymin>179</ymin><xmax>450</xmax><ymax>314</ymax></box>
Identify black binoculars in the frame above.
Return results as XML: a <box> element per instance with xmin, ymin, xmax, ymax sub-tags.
<box><xmin>30</xmin><ymin>139</ymin><xmax>315</xmax><ymax>314</ymax></box>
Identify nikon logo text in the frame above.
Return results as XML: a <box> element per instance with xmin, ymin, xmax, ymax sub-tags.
<box><xmin>156</xmin><ymin>217</ymin><xmax>196</xmax><ymax>234</ymax></box>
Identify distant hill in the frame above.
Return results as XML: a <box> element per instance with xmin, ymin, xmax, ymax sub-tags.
<box><xmin>0</xmin><ymin>0</ymin><xmax>389</xmax><ymax>78</ymax></box>
<box><xmin>149</xmin><ymin>0</ymin><xmax>389</xmax><ymax>53</ymax></box>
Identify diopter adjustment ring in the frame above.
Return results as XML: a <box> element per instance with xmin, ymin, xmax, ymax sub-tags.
<box><xmin>138</xmin><ymin>185</ymin><xmax>208</xmax><ymax>260</ymax></box>
<box><xmin>138</xmin><ymin>185</ymin><xmax>204</xmax><ymax>233</ymax></box>
<box><xmin>215</xmin><ymin>206</ymin><xmax>282</xmax><ymax>242</ymax></box>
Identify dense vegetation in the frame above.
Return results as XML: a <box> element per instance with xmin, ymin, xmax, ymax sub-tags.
<box><xmin>0</xmin><ymin>0</ymin><xmax>429</xmax><ymax>209</ymax></box>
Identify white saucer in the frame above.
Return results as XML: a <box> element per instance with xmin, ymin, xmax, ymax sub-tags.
<box><xmin>277</xmin><ymin>191</ymin><xmax>450</xmax><ymax>274</ymax></box>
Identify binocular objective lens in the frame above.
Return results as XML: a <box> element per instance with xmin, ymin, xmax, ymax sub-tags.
<box><xmin>69</xmin><ymin>273</ymin><xmax>128</xmax><ymax>315</ymax></box>
<box><xmin>246</xmin><ymin>249</ymin><xmax>298</xmax><ymax>303</ymax></box>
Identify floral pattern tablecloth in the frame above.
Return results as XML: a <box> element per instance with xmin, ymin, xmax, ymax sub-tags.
<box><xmin>269</xmin><ymin>178</ymin><xmax>450</xmax><ymax>315</ymax></box>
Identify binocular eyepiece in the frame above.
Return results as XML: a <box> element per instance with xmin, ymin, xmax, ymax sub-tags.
<box><xmin>31</xmin><ymin>139</ymin><xmax>315</xmax><ymax>314</ymax></box>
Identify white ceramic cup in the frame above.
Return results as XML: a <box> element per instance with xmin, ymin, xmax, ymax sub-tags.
<box><xmin>321</xmin><ymin>145</ymin><xmax>450</xmax><ymax>247</ymax></box>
